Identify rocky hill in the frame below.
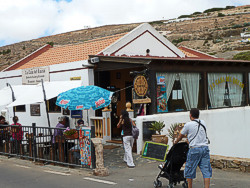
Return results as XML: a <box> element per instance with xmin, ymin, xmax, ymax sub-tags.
<box><xmin>0</xmin><ymin>5</ymin><xmax>249</xmax><ymax>71</ymax></box>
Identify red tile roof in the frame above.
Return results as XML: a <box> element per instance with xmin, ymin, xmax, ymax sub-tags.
<box><xmin>14</xmin><ymin>33</ymin><xmax>126</xmax><ymax>70</ymax></box>
<box><xmin>178</xmin><ymin>46</ymin><xmax>220</xmax><ymax>59</ymax></box>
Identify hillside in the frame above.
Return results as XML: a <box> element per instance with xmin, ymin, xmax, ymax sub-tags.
<box><xmin>0</xmin><ymin>5</ymin><xmax>250</xmax><ymax>71</ymax></box>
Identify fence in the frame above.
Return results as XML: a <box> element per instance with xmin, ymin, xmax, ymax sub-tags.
<box><xmin>0</xmin><ymin>124</ymin><xmax>96</xmax><ymax>168</ymax></box>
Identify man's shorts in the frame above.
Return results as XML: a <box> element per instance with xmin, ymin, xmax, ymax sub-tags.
<box><xmin>184</xmin><ymin>146</ymin><xmax>212</xmax><ymax>179</ymax></box>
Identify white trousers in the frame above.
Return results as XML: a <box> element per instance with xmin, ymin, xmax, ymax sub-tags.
<box><xmin>123</xmin><ymin>136</ymin><xmax>135</xmax><ymax>167</ymax></box>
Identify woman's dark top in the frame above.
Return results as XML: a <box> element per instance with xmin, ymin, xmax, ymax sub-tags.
<box><xmin>122</xmin><ymin>118</ymin><xmax>132</xmax><ymax>136</ymax></box>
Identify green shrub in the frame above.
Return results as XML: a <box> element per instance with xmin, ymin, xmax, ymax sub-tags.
<box><xmin>203</xmin><ymin>7</ymin><xmax>224</xmax><ymax>13</ymax></box>
<box><xmin>46</xmin><ymin>41</ymin><xmax>54</xmax><ymax>47</ymax></box>
<box><xmin>192</xmin><ymin>11</ymin><xmax>202</xmax><ymax>15</ymax></box>
<box><xmin>233</xmin><ymin>51</ymin><xmax>250</xmax><ymax>61</ymax></box>
<box><xmin>178</xmin><ymin>15</ymin><xmax>192</xmax><ymax>19</ymax></box>
<box><xmin>149</xmin><ymin>21</ymin><xmax>164</xmax><ymax>25</ymax></box>
<box><xmin>225</xmin><ymin>6</ymin><xmax>235</xmax><ymax>9</ymax></box>
<box><xmin>243</xmin><ymin>22</ymin><xmax>250</xmax><ymax>27</ymax></box>
<box><xmin>232</xmin><ymin>24</ymin><xmax>242</xmax><ymax>29</ymax></box>
<box><xmin>218</xmin><ymin>13</ymin><xmax>225</xmax><ymax>17</ymax></box>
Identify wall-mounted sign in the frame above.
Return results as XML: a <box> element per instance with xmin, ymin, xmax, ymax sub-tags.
<box><xmin>134</xmin><ymin>75</ymin><xmax>148</xmax><ymax>97</ymax></box>
<box><xmin>70</xmin><ymin>76</ymin><xmax>81</xmax><ymax>81</ymax></box>
<box><xmin>22</xmin><ymin>66</ymin><xmax>49</xmax><ymax>85</ymax></box>
<box><xmin>133</xmin><ymin>98</ymin><xmax>151</xmax><ymax>104</ymax></box>
<box><xmin>71</xmin><ymin>110</ymin><xmax>83</xmax><ymax>118</ymax></box>
<box><xmin>30</xmin><ymin>104</ymin><xmax>41</xmax><ymax>116</ymax></box>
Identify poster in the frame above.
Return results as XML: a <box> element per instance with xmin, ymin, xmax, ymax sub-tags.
<box><xmin>157</xmin><ymin>76</ymin><xmax>168</xmax><ymax>113</ymax></box>
<box><xmin>30</xmin><ymin>104</ymin><xmax>40</xmax><ymax>116</ymax></box>
<box><xmin>79</xmin><ymin>127</ymin><xmax>91</xmax><ymax>166</ymax></box>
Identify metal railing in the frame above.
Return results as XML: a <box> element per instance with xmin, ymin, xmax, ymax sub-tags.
<box><xmin>0</xmin><ymin>124</ymin><xmax>95</xmax><ymax>168</ymax></box>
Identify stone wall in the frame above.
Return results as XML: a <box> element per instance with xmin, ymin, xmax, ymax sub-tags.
<box><xmin>211</xmin><ymin>155</ymin><xmax>250</xmax><ymax>173</ymax></box>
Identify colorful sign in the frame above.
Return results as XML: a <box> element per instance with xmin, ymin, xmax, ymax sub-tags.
<box><xmin>209</xmin><ymin>76</ymin><xmax>244</xmax><ymax>90</ymax></box>
<box><xmin>79</xmin><ymin>127</ymin><xmax>91</xmax><ymax>166</ymax></box>
<box><xmin>157</xmin><ymin>76</ymin><xmax>165</xmax><ymax>85</ymax></box>
<box><xmin>157</xmin><ymin>76</ymin><xmax>168</xmax><ymax>113</ymax></box>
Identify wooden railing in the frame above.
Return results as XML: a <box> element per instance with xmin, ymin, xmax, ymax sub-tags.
<box><xmin>90</xmin><ymin>117</ymin><xmax>103</xmax><ymax>138</ymax></box>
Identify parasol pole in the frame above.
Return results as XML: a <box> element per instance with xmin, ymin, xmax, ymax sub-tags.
<box><xmin>41</xmin><ymin>80</ymin><xmax>51</xmax><ymax>129</ymax></box>
<box><xmin>6</xmin><ymin>83</ymin><xmax>16</xmax><ymax>117</ymax></box>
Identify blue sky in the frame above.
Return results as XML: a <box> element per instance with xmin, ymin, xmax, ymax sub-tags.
<box><xmin>0</xmin><ymin>0</ymin><xmax>249</xmax><ymax>47</ymax></box>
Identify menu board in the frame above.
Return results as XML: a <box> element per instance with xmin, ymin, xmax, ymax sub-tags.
<box><xmin>142</xmin><ymin>141</ymin><xmax>169</xmax><ymax>161</ymax></box>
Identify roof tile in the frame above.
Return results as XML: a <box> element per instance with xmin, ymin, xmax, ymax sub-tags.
<box><xmin>16</xmin><ymin>33</ymin><xmax>126</xmax><ymax>70</ymax></box>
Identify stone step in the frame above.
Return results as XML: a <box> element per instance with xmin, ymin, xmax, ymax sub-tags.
<box><xmin>106</xmin><ymin>140</ymin><xmax>122</xmax><ymax>145</ymax></box>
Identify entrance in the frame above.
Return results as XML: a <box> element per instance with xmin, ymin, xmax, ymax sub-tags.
<box><xmin>95</xmin><ymin>67</ymin><xmax>142</xmax><ymax>139</ymax></box>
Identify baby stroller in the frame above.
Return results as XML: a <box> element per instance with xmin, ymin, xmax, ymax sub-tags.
<box><xmin>153</xmin><ymin>142</ymin><xmax>189</xmax><ymax>188</ymax></box>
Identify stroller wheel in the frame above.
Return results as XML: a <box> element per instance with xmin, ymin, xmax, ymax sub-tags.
<box><xmin>153</xmin><ymin>180</ymin><xmax>162</xmax><ymax>188</ymax></box>
<box><xmin>182</xmin><ymin>182</ymin><xmax>188</xmax><ymax>188</ymax></box>
<box><xmin>166</xmin><ymin>184</ymin><xmax>174</xmax><ymax>188</ymax></box>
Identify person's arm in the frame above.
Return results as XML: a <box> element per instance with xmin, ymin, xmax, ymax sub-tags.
<box><xmin>130</xmin><ymin>119</ymin><xmax>136</xmax><ymax>126</ymax></box>
<box><xmin>174</xmin><ymin>133</ymin><xmax>185</xmax><ymax>145</ymax></box>
<box><xmin>117</xmin><ymin>115</ymin><xmax>123</xmax><ymax>128</ymax></box>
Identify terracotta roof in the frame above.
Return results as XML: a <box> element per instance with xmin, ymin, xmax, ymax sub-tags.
<box><xmin>178</xmin><ymin>46</ymin><xmax>219</xmax><ymax>59</ymax></box>
<box><xmin>15</xmin><ymin>33</ymin><xmax>127</xmax><ymax>70</ymax></box>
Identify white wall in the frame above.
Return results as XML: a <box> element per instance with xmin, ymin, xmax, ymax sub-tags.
<box><xmin>0</xmin><ymin>60</ymin><xmax>94</xmax><ymax>128</ymax></box>
<box><xmin>136</xmin><ymin>107</ymin><xmax>250</xmax><ymax>159</ymax></box>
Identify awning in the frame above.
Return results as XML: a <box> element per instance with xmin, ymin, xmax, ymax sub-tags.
<box><xmin>0</xmin><ymin>85</ymin><xmax>36</xmax><ymax>107</ymax></box>
<box><xmin>6</xmin><ymin>81</ymin><xmax>82</xmax><ymax>107</ymax></box>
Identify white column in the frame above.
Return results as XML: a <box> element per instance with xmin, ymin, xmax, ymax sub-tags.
<box><xmin>102</xmin><ymin>107</ymin><xmax>111</xmax><ymax>143</ymax></box>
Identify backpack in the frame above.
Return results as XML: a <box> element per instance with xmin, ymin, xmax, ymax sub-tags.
<box><xmin>132</xmin><ymin>125</ymin><xmax>139</xmax><ymax>139</ymax></box>
<box><xmin>131</xmin><ymin>120</ymin><xmax>139</xmax><ymax>139</ymax></box>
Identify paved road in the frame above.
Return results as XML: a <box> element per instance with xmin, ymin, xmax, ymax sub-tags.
<box><xmin>1</xmin><ymin>153</ymin><xmax>250</xmax><ymax>188</ymax></box>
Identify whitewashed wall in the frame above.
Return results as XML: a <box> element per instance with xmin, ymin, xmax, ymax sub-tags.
<box><xmin>0</xmin><ymin>60</ymin><xmax>94</xmax><ymax>127</ymax></box>
<box><xmin>136</xmin><ymin>107</ymin><xmax>250</xmax><ymax>159</ymax></box>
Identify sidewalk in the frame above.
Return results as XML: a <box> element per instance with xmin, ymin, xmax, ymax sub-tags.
<box><xmin>103</xmin><ymin>144</ymin><xmax>159</xmax><ymax>170</ymax></box>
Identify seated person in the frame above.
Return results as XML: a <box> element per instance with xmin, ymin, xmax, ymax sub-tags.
<box><xmin>75</xmin><ymin>119</ymin><xmax>85</xmax><ymax>129</ymax></box>
<box><xmin>52</xmin><ymin>116</ymin><xmax>67</xmax><ymax>143</ymax></box>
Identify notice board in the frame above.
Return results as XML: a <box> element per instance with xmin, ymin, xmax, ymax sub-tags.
<box><xmin>142</xmin><ymin>141</ymin><xmax>169</xmax><ymax>161</ymax></box>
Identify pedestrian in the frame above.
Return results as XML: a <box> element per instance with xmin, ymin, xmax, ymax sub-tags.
<box><xmin>117</xmin><ymin>110</ymin><xmax>135</xmax><ymax>168</ymax></box>
<box><xmin>10</xmin><ymin>116</ymin><xmax>23</xmax><ymax>155</ymax></box>
<box><xmin>174</xmin><ymin>108</ymin><xmax>212</xmax><ymax>188</ymax></box>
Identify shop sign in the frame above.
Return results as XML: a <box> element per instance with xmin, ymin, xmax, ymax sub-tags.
<box><xmin>22</xmin><ymin>66</ymin><xmax>49</xmax><ymax>85</ymax></box>
<box><xmin>133</xmin><ymin>75</ymin><xmax>148</xmax><ymax>97</ymax></box>
<box><xmin>209</xmin><ymin>76</ymin><xmax>244</xmax><ymax>90</ymax></box>
<box><xmin>70</xmin><ymin>76</ymin><xmax>81</xmax><ymax>81</ymax></box>
<box><xmin>133</xmin><ymin>98</ymin><xmax>151</xmax><ymax>104</ymax></box>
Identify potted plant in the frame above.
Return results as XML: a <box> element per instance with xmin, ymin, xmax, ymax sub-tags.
<box><xmin>168</xmin><ymin>123</ymin><xmax>179</xmax><ymax>144</ymax></box>
<box><xmin>63</xmin><ymin>127</ymin><xmax>78</xmax><ymax>139</ymax></box>
<box><xmin>168</xmin><ymin>123</ymin><xmax>187</xmax><ymax>144</ymax></box>
<box><xmin>149</xmin><ymin>121</ymin><xmax>168</xmax><ymax>144</ymax></box>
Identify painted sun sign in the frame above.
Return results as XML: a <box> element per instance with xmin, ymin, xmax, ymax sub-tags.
<box><xmin>209</xmin><ymin>76</ymin><xmax>244</xmax><ymax>90</ymax></box>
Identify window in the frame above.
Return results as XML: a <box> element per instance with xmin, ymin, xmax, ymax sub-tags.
<box><xmin>48</xmin><ymin>97</ymin><xmax>61</xmax><ymax>112</ymax></box>
<box><xmin>156</xmin><ymin>72</ymin><xmax>202</xmax><ymax>112</ymax></box>
<box><xmin>15</xmin><ymin>105</ymin><xmax>26</xmax><ymax>112</ymax></box>
<box><xmin>208</xmin><ymin>73</ymin><xmax>244</xmax><ymax>108</ymax></box>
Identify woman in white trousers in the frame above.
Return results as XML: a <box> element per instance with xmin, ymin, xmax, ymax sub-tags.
<box><xmin>117</xmin><ymin>110</ymin><xmax>135</xmax><ymax>168</ymax></box>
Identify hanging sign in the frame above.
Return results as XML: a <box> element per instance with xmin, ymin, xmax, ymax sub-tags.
<box><xmin>134</xmin><ymin>75</ymin><xmax>148</xmax><ymax>97</ymax></box>
<box><xmin>157</xmin><ymin>76</ymin><xmax>168</xmax><ymax>113</ymax></box>
<box><xmin>22</xmin><ymin>66</ymin><xmax>49</xmax><ymax>85</ymax></box>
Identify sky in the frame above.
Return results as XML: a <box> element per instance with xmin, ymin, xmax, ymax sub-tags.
<box><xmin>0</xmin><ymin>0</ymin><xmax>249</xmax><ymax>47</ymax></box>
